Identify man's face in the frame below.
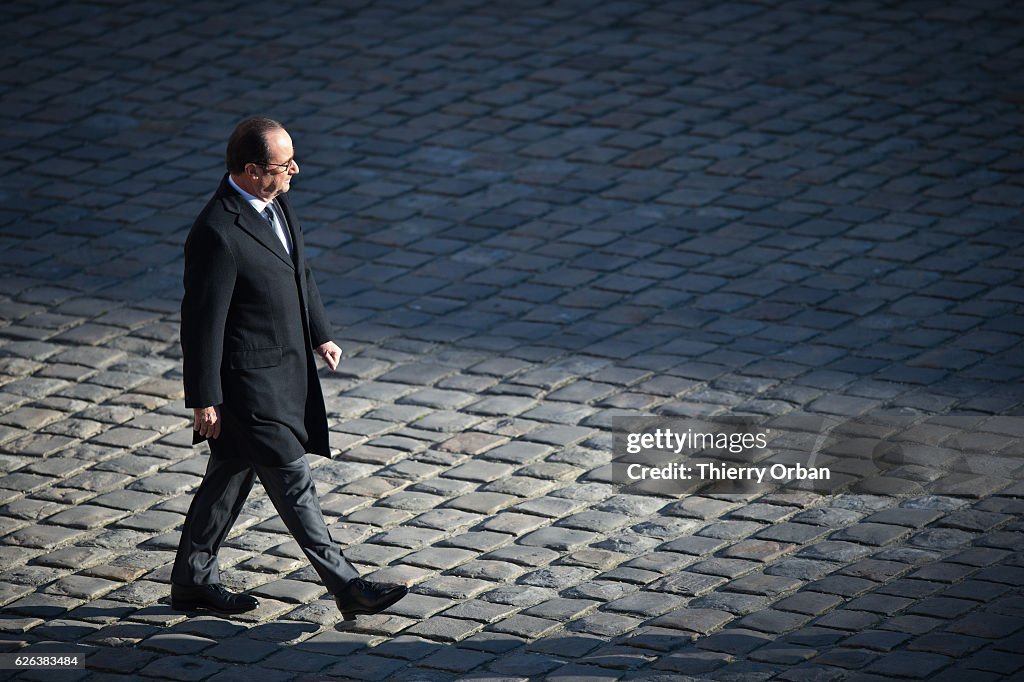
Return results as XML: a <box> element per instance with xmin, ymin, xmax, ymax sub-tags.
<box><xmin>250</xmin><ymin>128</ymin><xmax>299</xmax><ymax>201</ymax></box>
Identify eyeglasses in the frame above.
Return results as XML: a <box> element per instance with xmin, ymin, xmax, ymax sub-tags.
<box><xmin>260</xmin><ymin>158</ymin><xmax>297</xmax><ymax>174</ymax></box>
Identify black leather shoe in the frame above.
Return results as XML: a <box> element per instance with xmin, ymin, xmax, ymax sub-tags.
<box><xmin>171</xmin><ymin>583</ymin><xmax>259</xmax><ymax>614</ymax></box>
<box><xmin>335</xmin><ymin>578</ymin><xmax>408</xmax><ymax>621</ymax></box>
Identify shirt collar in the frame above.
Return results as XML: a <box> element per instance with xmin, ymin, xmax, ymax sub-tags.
<box><xmin>228</xmin><ymin>175</ymin><xmax>271</xmax><ymax>212</ymax></box>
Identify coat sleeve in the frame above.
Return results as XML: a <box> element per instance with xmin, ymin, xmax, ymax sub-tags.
<box><xmin>181</xmin><ymin>226</ymin><xmax>237</xmax><ymax>408</ymax></box>
<box><xmin>305</xmin><ymin>262</ymin><xmax>334</xmax><ymax>348</ymax></box>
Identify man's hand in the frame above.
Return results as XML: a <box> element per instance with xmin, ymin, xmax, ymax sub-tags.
<box><xmin>316</xmin><ymin>341</ymin><xmax>343</xmax><ymax>371</ymax></box>
<box><xmin>194</xmin><ymin>406</ymin><xmax>222</xmax><ymax>440</ymax></box>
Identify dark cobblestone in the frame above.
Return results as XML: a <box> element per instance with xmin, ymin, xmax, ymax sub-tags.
<box><xmin>2</xmin><ymin>0</ymin><xmax>1023</xmax><ymax>678</ymax></box>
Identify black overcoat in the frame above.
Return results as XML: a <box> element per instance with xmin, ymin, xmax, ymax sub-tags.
<box><xmin>180</xmin><ymin>175</ymin><xmax>333</xmax><ymax>465</ymax></box>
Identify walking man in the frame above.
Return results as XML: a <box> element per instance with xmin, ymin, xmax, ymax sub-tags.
<box><xmin>173</xmin><ymin>117</ymin><xmax>407</xmax><ymax>619</ymax></box>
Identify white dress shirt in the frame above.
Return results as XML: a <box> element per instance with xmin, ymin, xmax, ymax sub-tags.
<box><xmin>228</xmin><ymin>176</ymin><xmax>292</xmax><ymax>256</ymax></box>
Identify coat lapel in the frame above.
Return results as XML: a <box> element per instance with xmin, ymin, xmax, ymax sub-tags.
<box><xmin>215</xmin><ymin>176</ymin><xmax>295</xmax><ymax>270</ymax></box>
<box><xmin>276</xmin><ymin>194</ymin><xmax>303</xmax><ymax>270</ymax></box>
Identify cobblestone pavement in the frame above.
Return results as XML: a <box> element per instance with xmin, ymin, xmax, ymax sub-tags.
<box><xmin>2</xmin><ymin>0</ymin><xmax>1024</xmax><ymax>680</ymax></box>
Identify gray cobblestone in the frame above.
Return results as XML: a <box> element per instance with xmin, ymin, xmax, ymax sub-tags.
<box><xmin>405</xmin><ymin>615</ymin><xmax>484</xmax><ymax>643</ymax></box>
<box><xmin>518</xmin><ymin>527</ymin><xmax>600</xmax><ymax>552</ymax></box>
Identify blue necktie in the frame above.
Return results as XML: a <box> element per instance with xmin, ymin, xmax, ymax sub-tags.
<box><xmin>262</xmin><ymin>204</ymin><xmax>291</xmax><ymax>255</ymax></box>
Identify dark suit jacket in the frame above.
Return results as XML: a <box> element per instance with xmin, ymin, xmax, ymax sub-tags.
<box><xmin>180</xmin><ymin>175</ymin><xmax>333</xmax><ymax>465</ymax></box>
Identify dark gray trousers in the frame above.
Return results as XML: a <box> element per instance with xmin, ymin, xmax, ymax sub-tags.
<box><xmin>172</xmin><ymin>441</ymin><xmax>359</xmax><ymax>595</ymax></box>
